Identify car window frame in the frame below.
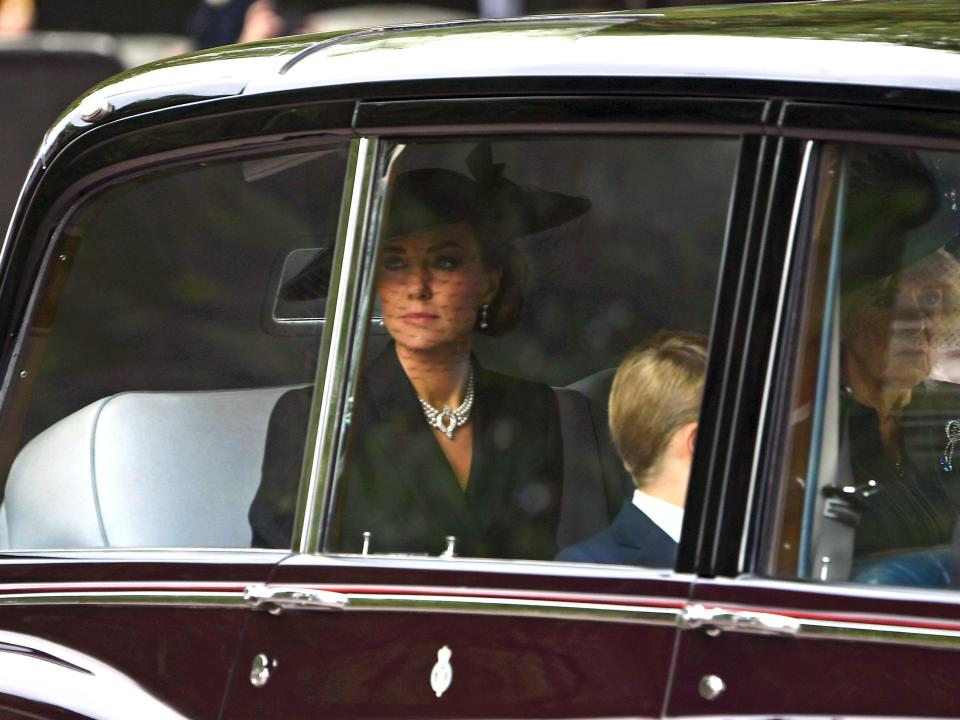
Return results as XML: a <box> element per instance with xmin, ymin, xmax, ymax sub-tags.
<box><xmin>292</xmin><ymin>95</ymin><xmax>780</xmax><ymax>583</ymax></box>
<box><xmin>744</xmin><ymin>101</ymin><xmax>960</xmax><ymax>586</ymax></box>
<box><xmin>0</xmin><ymin>129</ymin><xmax>359</xmax><ymax>556</ymax></box>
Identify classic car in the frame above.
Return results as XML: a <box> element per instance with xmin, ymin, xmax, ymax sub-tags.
<box><xmin>3</xmin><ymin>0</ymin><xmax>960</xmax><ymax>717</ymax></box>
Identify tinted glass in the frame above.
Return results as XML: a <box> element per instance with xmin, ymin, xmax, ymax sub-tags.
<box><xmin>0</xmin><ymin>144</ymin><xmax>350</xmax><ymax>549</ymax></box>
<box><xmin>248</xmin><ymin>135</ymin><xmax>741</xmax><ymax>564</ymax></box>
<box><xmin>768</xmin><ymin>143</ymin><xmax>960</xmax><ymax>588</ymax></box>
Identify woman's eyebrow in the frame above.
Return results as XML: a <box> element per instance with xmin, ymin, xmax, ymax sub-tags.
<box><xmin>382</xmin><ymin>245</ymin><xmax>406</xmax><ymax>254</ymax></box>
<box><xmin>427</xmin><ymin>241</ymin><xmax>463</xmax><ymax>252</ymax></box>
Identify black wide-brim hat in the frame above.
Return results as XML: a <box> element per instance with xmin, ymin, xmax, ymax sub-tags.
<box><xmin>282</xmin><ymin>142</ymin><xmax>591</xmax><ymax>301</ymax></box>
<box><xmin>384</xmin><ymin>142</ymin><xmax>592</xmax><ymax>243</ymax></box>
<box><xmin>840</xmin><ymin>147</ymin><xmax>948</xmax><ymax>293</ymax></box>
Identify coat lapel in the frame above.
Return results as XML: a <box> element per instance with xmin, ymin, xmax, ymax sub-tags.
<box><xmin>358</xmin><ymin>345</ymin><xmax>485</xmax><ymax>552</ymax></box>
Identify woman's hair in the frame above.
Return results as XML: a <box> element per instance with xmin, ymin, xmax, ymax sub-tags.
<box><xmin>608</xmin><ymin>331</ymin><xmax>708</xmax><ymax>487</ymax></box>
<box><xmin>474</xmin><ymin>226</ymin><xmax>526</xmax><ymax>336</ymax></box>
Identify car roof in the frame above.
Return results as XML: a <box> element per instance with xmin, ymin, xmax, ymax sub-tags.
<box><xmin>40</xmin><ymin>0</ymin><xmax>960</xmax><ymax>160</ymax></box>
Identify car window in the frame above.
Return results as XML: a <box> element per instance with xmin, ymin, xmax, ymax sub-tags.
<box><xmin>0</xmin><ymin>143</ymin><xmax>350</xmax><ymax>550</ymax></box>
<box><xmin>766</xmin><ymin>142</ymin><xmax>960</xmax><ymax>588</ymax></box>
<box><xmin>246</xmin><ymin>135</ymin><xmax>740</xmax><ymax>564</ymax></box>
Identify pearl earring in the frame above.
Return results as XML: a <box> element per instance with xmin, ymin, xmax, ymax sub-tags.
<box><xmin>480</xmin><ymin>304</ymin><xmax>489</xmax><ymax>329</ymax></box>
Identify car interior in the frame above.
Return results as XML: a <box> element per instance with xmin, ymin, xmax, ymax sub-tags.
<box><xmin>0</xmin><ymin>136</ymin><xmax>735</xmax><ymax>556</ymax></box>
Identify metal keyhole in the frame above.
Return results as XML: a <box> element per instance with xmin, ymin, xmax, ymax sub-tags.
<box><xmin>250</xmin><ymin>653</ymin><xmax>275</xmax><ymax>688</ymax></box>
<box><xmin>698</xmin><ymin>674</ymin><xmax>725</xmax><ymax>701</ymax></box>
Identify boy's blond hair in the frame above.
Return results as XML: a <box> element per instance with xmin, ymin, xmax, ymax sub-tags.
<box><xmin>608</xmin><ymin>331</ymin><xmax>708</xmax><ymax>487</ymax></box>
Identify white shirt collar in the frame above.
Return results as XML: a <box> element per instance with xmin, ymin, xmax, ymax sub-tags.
<box><xmin>631</xmin><ymin>489</ymin><xmax>684</xmax><ymax>543</ymax></box>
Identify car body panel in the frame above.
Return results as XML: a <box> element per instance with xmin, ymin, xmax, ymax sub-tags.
<box><xmin>225</xmin><ymin>557</ymin><xmax>689</xmax><ymax>718</ymax></box>
<box><xmin>670</xmin><ymin>577</ymin><xmax>960</xmax><ymax>717</ymax></box>
<box><xmin>0</xmin><ymin>554</ymin><xmax>284</xmax><ymax>719</ymax></box>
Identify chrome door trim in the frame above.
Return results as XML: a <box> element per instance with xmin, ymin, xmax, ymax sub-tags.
<box><xmin>338</xmin><ymin>592</ymin><xmax>681</xmax><ymax>625</ymax></box>
<box><xmin>2</xmin><ymin>581</ymin><xmax>960</xmax><ymax>649</ymax></box>
<box><xmin>680</xmin><ymin>599</ymin><xmax>960</xmax><ymax>652</ymax></box>
<box><xmin>0</xmin><ymin>581</ymin><xmax>682</xmax><ymax>625</ymax></box>
<box><xmin>680</xmin><ymin>603</ymin><xmax>800</xmax><ymax>636</ymax></box>
<box><xmin>0</xmin><ymin>580</ymin><xmax>250</xmax><ymax>608</ymax></box>
<box><xmin>295</xmin><ymin>136</ymin><xmax>381</xmax><ymax>554</ymax></box>
<box><xmin>244</xmin><ymin>584</ymin><xmax>349</xmax><ymax>612</ymax></box>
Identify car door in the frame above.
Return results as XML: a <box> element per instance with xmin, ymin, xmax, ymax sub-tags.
<box><xmin>667</xmin><ymin>105</ymin><xmax>960</xmax><ymax>718</ymax></box>
<box><xmin>222</xmin><ymin>96</ymin><xmax>776</xmax><ymax>718</ymax></box>
<box><xmin>0</xmin><ymin>104</ymin><xmax>356</xmax><ymax>718</ymax></box>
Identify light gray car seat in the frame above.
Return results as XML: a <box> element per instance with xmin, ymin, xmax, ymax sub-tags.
<box><xmin>2</xmin><ymin>386</ymin><xmax>300</xmax><ymax>549</ymax></box>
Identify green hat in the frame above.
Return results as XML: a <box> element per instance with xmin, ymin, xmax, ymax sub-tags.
<box><xmin>840</xmin><ymin>147</ymin><xmax>943</xmax><ymax>293</ymax></box>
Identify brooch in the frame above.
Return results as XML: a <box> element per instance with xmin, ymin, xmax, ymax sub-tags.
<box><xmin>940</xmin><ymin>419</ymin><xmax>960</xmax><ymax>473</ymax></box>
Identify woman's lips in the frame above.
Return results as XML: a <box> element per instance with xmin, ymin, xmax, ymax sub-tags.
<box><xmin>401</xmin><ymin>312</ymin><xmax>439</xmax><ymax>325</ymax></box>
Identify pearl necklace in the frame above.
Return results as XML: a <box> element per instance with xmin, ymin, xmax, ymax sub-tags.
<box><xmin>418</xmin><ymin>368</ymin><xmax>475</xmax><ymax>440</ymax></box>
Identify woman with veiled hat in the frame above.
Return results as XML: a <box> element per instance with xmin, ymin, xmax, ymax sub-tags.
<box><xmin>249</xmin><ymin>144</ymin><xmax>590</xmax><ymax>559</ymax></box>
<box><xmin>837</xmin><ymin>147</ymin><xmax>960</xmax><ymax>559</ymax></box>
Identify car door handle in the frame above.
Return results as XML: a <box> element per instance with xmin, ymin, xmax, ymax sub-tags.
<box><xmin>244</xmin><ymin>585</ymin><xmax>349</xmax><ymax>614</ymax></box>
<box><xmin>679</xmin><ymin>603</ymin><xmax>800</xmax><ymax>637</ymax></box>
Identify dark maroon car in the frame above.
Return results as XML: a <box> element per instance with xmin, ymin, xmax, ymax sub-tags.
<box><xmin>3</xmin><ymin>1</ymin><xmax>960</xmax><ymax>717</ymax></box>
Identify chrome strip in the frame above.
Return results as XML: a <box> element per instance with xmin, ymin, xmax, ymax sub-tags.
<box><xmin>3</xmin><ymin>582</ymin><xmax>960</xmax><ymax>650</ymax></box>
<box><xmin>740</xmin><ymin>139</ymin><xmax>813</xmax><ymax>572</ymax></box>
<box><xmin>295</xmin><ymin>137</ymin><xmax>380</xmax><ymax>554</ymax></box>
<box><xmin>0</xmin><ymin>581</ymin><xmax>680</xmax><ymax>625</ymax></box>
<box><xmin>0</xmin><ymin>591</ymin><xmax>247</xmax><ymax>609</ymax></box>
<box><xmin>343</xmin><ymin>593</ymin><xmax>680</xmax><ymax>625</ymax></box>
<box><xmin>796</xmin><ymin>616</ymin><xmax>960</xmax><ymax>650</ymax></box>
<box><xmin>681</xmin><ymin>596</ymin><xmax>960</xmax><ymax>652</ymax></box>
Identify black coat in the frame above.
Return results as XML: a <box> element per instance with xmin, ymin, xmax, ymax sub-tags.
<box><xmin>554</xmin><ymin>500</ymin><xmax>677</xmax><ymax>568</ymax></box>
<box><xmin>250</xmin><ymin>344</ymin><xmax>564</xmax><ymax>559</ymax></box>
<box><xmin>845</xmin><ymin>381</ymin><xmax>960</xmax><ymax>557</ymax></box>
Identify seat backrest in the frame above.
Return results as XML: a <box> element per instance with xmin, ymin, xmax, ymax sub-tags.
<box><xmin>553</xmin><ymin>368</ymin><xmax>636</xmax><ymax>550</ymax></box>
<box><xmin>567</xmin><ymin>368</ymin><xmax>634</xmax><ymax>516</ymax></box>
<box><xmin>554</xmin><ymin>387</ymin><xmax>608</xmax><ymax>548</ymax></box>
<box><xmin>3</xmin><ymin>386</ymin><xmax>299</xmax><ymax>549</ymax></box>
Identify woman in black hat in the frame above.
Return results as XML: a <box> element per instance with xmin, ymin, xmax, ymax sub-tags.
<box><xmin>836</xmin><ymin>148</ymin><xmax>960</xmax><ymax>560</ymax></box>
<box><xmin>249</xmin><ymin>144</ymin><xmax>590</xmax><ymax>559</ymax></box>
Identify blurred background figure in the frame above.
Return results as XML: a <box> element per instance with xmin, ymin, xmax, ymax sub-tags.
<box><xmin>0</xmin><ymin>0</ymin><xmax>34</xmax><ymax>35</ymax></box>
<box><xmin>478</xmin><ymin>0</ymin><xmax>523</xmax><ymax>17</ymax></box>
<box><xmin>191</xmin><ymin>0</ymin><xmax>296</xmax><ymax>49</ymax></box>
<box><xmin>191</xmin><ymin>0</ymin><xmax>256</xmax><ymax>48</ymax></box>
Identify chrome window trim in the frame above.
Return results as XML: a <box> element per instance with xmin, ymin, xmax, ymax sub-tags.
<box><xmin>295</xmin><ymin>137</ymin><xmax>381</xmax><ymax>554</ymax></box>
<box><xmin>740</xmin><ymin>139</ymin><xmax>813</xmax><ymax>573</ymax></box>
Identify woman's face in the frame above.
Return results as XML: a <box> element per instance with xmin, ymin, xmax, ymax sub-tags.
<box><xmin>843</xmin><ymin>268</ymin><xmax>948</xmax><ymax>390</ymax></box>
<box><xmin>376</xmin><ymin>222</ymin><xmax>500</xmax><ymax>354</ymax></box>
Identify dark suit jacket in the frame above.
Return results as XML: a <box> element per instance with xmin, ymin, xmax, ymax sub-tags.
<box><xmin>249</xmin><ymin>343</ymin><xmax>564</xmax><ymax>559</ymax></box>
<box><xmin>555</xmin><ymin>500</ymin><xmax>677</xmax><ymax>568</ymax></box>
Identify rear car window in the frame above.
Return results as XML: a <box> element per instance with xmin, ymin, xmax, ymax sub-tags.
<box><xmin>0</xmin><ymin>143</ymin><xmax>350</xmax><ymax>549</ymax></box>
